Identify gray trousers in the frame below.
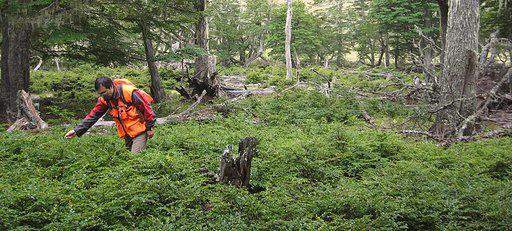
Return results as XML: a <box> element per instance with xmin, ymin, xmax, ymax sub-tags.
<box><xmin>124</xmin><ymin>132</ymin><xmax>147</xmax><ymax>153</ymax></box>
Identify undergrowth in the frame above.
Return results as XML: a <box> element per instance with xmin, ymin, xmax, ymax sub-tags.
<box><xmin>1</xmin><ymin>85</ymin><xmax>511</xmax><ymax>229</ymax></box>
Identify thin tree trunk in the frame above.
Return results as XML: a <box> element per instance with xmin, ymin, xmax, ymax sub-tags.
<box><xmin>244</xmin><ymin>34</ymin><xmax>265</xmax><ymax>67</ymax></box>
<box><xmin>376</xmin><ymin>38</ymin><xmax>385</xmax><ymax>66</ymax></box>
<box><xmin>437</xmin><ymin>0</ymin><xmax>449</xmax><ymax>64</ymax></box>
<box><xmin>323</xmin><ymin>56</ymin><xmax>330</xmax><ymax>68</ymax></box>
<box><xmin>285</xmin><ymin>0</ymin><xmax>293</xmax><ymax>79</ymax></box>
<box><xmin>54</xmin><ymin>58</ymin><xmax>61</xmax><ymax>71</ymax></box>
<box><xmin>239</xmin><ymin>51</ymin><xmax>246</xmax><ymax>65</ymax></box>
<box><xmin>140</xmin><ymin>23</ymin><xmax>165</xmax><ymax>102</ymax></box>
<box><xmin>433</xmin><ymin>0</ymin><xmax>480</xmax><ymax>137</ymax></box>
<box><xmin>394</xmin><ymin>48</ymin><xmax>399</xmax><ymax>68</ymax></box>
<box><xmin>422</xmin><ymin>7</ymin><xmax>434</xmax><ymax>83</ymax></box>
<box><xmin>1</xmin><ymin>12</ymin><xmax>32</xmax><ymax>120</ymax></box>
<box><xmin>385</xmin><ymin>38</ymin><xmax>390</xmax><ymax>68</ymax></box>
<box><xmin>423</xmin><ymin>42</ymin><xmax>434</xmax><ymax>83</ymax></box>
<box><xmin>370</xmin><ymin>39</ymin><xmax>375</xmax><ymax>66</ymax></box>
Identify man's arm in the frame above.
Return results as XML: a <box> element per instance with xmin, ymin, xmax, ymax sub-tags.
<box><xmin>73</xmin><ymin>98</ymin><xmax>109</xmax><ymax>137</ymax></box>
<box><xmin>132</xmin><ymin>90</ymin><xmax>156</xmax><ymax>131</ymax></box>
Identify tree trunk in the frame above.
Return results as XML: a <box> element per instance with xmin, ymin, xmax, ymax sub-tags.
<box><xmin>384</xmin><ymin>36</ymin><xmax>390</xmax><ymax>67</ymax></box>
<box><xmin>1</xmin><ymin>13</ymin><xmax>32</xmax><ymax>120</ymax></box>
<box><xmin>433</xmin><ymin>0</ymin><xmax>480</xmax><ymax>137</ymax></box>
<box><xmin>437</xmin><ymin>0</ymin><xmax>449</xmax><ymax>64</ymax></box>
<box><xmin>423</xmin><ymin>42</ymin><xmax>434</xmax><ymax>83</ymax></box>
<box><xmin>376</xmin><ymin>38</ymin><xmax>385</xmax><ymax>66</ymax></box>
<box><xmin>394</xmin><ymin>48</ymin><xmax>399</xmax><ymax>68</ymax></box>
<box><xmin>219</xmin><ymin>137</ymin><xmax>259</xmax><ymax>189</ymax></box>
<box><xmin>285</xmin><ymin>0</ymin><xmax>293</xmax><ymax>79</ymax></box>
<box><xmin>140</xmin><ymin>23</ymin><xmax>165</xmax><ymax>102</ymax></box>
<box><xmin>193</xmin><ymin>0</ymin><xmax>219</xmax><ymax>97</ymax></box>
<box><xmin>369</xmin><ymin>39</ymin><xmax>376</xmax><ymax>66</ymax></box>
<box><xmin>54</xmin><ymin>58</ymin><xmax>61</xmax><ymax>71</ymax></box>
<box><xmin>422</xmin><ymin>7</ymin><xmax>434</xmax><ymax>83</ymax></box>
<box><xmin>239</xmin><ymin>51</ymin><xmax>246</xmax><ymax>65</ymax></box>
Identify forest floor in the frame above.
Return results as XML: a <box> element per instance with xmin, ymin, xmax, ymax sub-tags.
<box><xmin>0</xmin><ymin>66</ymin><xmax>511</xmax><ymax>229</ymax></box>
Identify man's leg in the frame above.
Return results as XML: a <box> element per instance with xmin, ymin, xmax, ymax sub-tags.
<box><xmin>125</xmin><ymin>136</ymin><xmax>133</xmax><ymax>151</ymax></box>
<box><xmin>130</xmin><ymin>132</ymin><xmax>148</xmax><ymax>153</ymax></box>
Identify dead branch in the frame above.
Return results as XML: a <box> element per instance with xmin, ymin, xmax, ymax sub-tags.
<box><xmin>440</xmin><ymin>129</ymin><xmax>512</xmax><ymax>147</ymax></box>
<box><xmin>414</xmin><ymin>25</ymin><xmax>442</xmax><ymax>51</ymax></box>
<box><xmin>224</xmin><ymin>86</ymin><xmax>276</xmax><ymax>97</ymax></box>
<box><xmin>362</xmin><ymin>110</ymin><xmax>376</xmax><ymax>128</ymax></box>
<box><xmin>457</xmin><ymin>67</ymin><xmax>512</xmax><ymax>136</ymax></box>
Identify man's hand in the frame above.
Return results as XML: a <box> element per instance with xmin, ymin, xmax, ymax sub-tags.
<box><xmin>147</xmin><ymin>130</ymin><xmax>155</xmax><ymax>139</ymax></box>
<box><xmin>65</xmin><ymin>130</ymin><xmax>77</xmax><ymax>139</ymax></box>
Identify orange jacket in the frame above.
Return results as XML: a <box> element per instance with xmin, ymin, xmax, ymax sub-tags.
<box><xmin>74</xmin><ymin>81</ymin><xmax>156</xmax><ymax>139</ymax></box>
<box><xmin>102</xmin><ymin>84</ymin><xmax>147</xmax><ymax>138</ymax></box>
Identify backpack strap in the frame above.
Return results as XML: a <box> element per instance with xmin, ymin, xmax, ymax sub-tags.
<box><xmin>117</xmin><ymin>84</ymin><xmax>137</xmax><ymax>107</ymax></box>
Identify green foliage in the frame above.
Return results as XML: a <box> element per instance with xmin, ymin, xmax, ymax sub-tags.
<box><xmin>481</xmin><ymin>0</ymin><xmax>512</xmax><ymax>39</ymax></box>
<box><xmin>29</xmin><ymin>65</ymin><xmax>179</xmax><ymax>121</ymax></box>
<box><xmin>1</xmin><ymin>89</ymin><xmax>511</xmax><ymax>229</ymax></box>
<box><xmin>209</xmin><ymin>0</ymin><xmax>271</xmax><ymax>66</ymax></box>
<box><xmin>267</xmin><ymin>1</ymin><xmax>326</xmax><ymax>65</ymax></box>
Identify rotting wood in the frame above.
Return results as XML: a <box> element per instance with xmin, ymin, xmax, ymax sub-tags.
<box><xmin>7</xmin><ymin>90</ymin><xmax>49</xmax><ymax>132</ymax></box>
<box><xmin>219</xmin><ymin>137</ymin><xmax>259</xmax><ymax>188</ymax></box>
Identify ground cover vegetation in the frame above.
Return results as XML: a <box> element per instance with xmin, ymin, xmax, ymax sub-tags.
<box><xmin>1</xmin><ymin>66</ymin><xmax>512</xmax><ymax>229</ymax></box>
<box><xmin>1</xmin><ymin>0</ymin><xmax>512</xmax><ymax>229</ymax></box>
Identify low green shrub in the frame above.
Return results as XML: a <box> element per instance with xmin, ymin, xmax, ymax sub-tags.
<box><xmin>1</xmin><ymin>88</ymin><xmax>511</xmax><ymax>229</ymax></box>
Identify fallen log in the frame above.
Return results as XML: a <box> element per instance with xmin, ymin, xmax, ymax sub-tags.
<box><xmin>223</xmin><ymin>86</ymin><xmax>276</xmax><ymax>97</ymax></box>
<box><xmin>92</xmin><ymin>90</ymin><xmax>208</xmax><ymax>127</ymax></box>
<box><xmin>7</xmin><ymin>90</ymin><xmax>49</xmax><ymax>132</ymax></box>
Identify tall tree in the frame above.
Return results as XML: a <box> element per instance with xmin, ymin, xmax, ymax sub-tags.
<box><xmin>285</xmin><ymin>0</ymin><xmax>293</xmax><ymax>79</ymax></box>
<box><xmin>193</xmin><ymin>0</ymin><xmax>219</xmax><ymax>97</ymax></box>
<box><xmin>1</xmin><ymin>7</ymin><xmax>32</xmax><ymax>119</ymax></box>
<box><xmin>436</xmin><ymin>0</ymin><xmax>448</xmax><ymax>64</ymax></box>
<box><xmin>140</xmin><ymin>22</ymin><xmax>165</xmax><ymax>102</ymax></box>
<box><xmin>433</xmin><ymin>0</ymin><xmax>480</xmax><ymax>136</ymax></box>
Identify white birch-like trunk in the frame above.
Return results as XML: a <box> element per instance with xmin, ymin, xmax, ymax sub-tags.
<box><xmin>285</xmin><ymin>0</ymin><xmax>293</xmax><ymax>79</ymax></box>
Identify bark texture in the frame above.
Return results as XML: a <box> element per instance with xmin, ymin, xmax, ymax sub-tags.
<box><xmin>7</xmin><ymin>90</ymin><xmax>48</xmax><ymax>132</ymax></box>
<box><xmin>433</xmin><ymin>0</ymin><xmax>480</xmax><ymax>136</ymax></box>
<box><xmin>193</xmin><ymin>0</ymin><xmax>219</xmax><ymax>97</ymax></box>
<box><xmin>437</xmin><ymin>0</ymin><xmax>449</xmax><ymax>64</ymax></box>
<box><xmin>141</xmin><ymin>23</ymin><xmax>165</xmax><ymax>102</ymax></box>
<box><xmin>285</xmin><ymin>0</ymin><xmax>293</xmax><ymax>79</ymax></box>
<box><xmin>1</xmin><ymin>12</ymin><xmax>32</xmax><ymax>120</ymax></box>
<box><xmin>422</xmin><ymin>7</ymin><xmax>434</xmax><ymax>83</ymax></box>
<box><xmin>219</xmin><ymin>137</ymin><xmax>259</xmax><ymax>188</ymax></box>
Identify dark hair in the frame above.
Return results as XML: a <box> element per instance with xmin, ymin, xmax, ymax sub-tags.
<box><xmin>94</xmin><ymin>77</ymin><xmax>113</xmax><ymax>90</ymax></box>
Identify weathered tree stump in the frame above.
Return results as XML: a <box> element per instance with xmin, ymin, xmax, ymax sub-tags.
<box><xmin>7</xmin><ymin>90</ymin><xmax>49</xmax><ymax>132</ymax></box>
<box><xmin>219</xmin><ymin>137</ymin><xmax>259</xmax><ymax>188</ymax></box>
